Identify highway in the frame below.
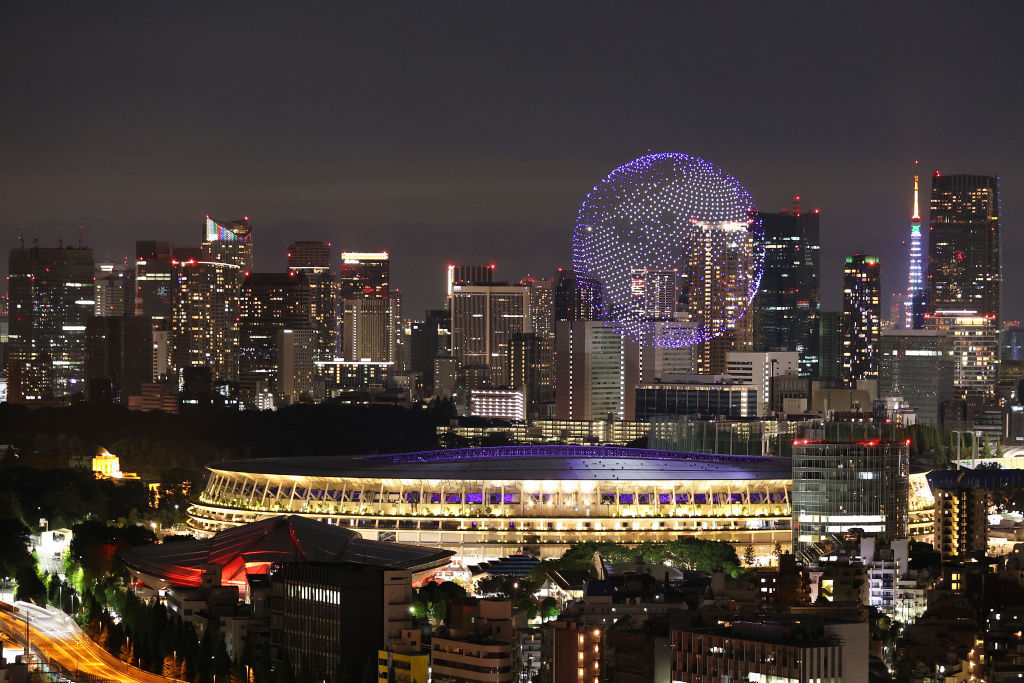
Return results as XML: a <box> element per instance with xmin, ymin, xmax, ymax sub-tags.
<box><xmin>0</xmin><ymin>600</ymin><xmax>175</xmax><ymax>683</ymax></box>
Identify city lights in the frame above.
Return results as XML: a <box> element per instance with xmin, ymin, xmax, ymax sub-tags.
<box><xmin>573</xmin><ymin>153</ymin><xmax>764</xmax><ymax>347</ymax></box>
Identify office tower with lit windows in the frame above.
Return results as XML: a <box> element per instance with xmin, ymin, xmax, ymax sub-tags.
<box><xmin>841</xmin><ymin>254</ymin><xmax>881</xmax><ymax>385</ymax></box>
<box><xmin>134</xmin><ymin>240</ymin><xmax>175</xmax><ymax>327</ymax></box>
<box><xmin>520</xmin><ymin>275</ymin><xmax>555</xmax><ymax>338</ymax></box>
<box><xmin>171</xmin><ymin>259</ymin><xmax>242</xmax><ymax>384</ymax></box>
<box><xmin>928</xmin><ymin>173</ymin><xmax>1000</xmax><ymax>321</ymax></box>
<box><xmin>202</xmin><ymin>216</ymin><xmax>254</xmax><ymax>272</ymax></box>
<box><xmin>629</xmin><ymin>268</ymin><xmax>680</xmax><ymax>321</ymax></box>
<box><xmin>904</xmin><ymin>170</ymin><xmax>926</xmax><ymax>329</ymax></box>
<box><xmin>238</xmin><ymin>272</ymin><xmax>312</xmax><ymax>404</ymax></box>
<box><xmin>924</xmin><ymin>311</ymin><xmax>998</xmax><ymax>400</ymax></box>
<box><xmin>94</xmin><ymin>262</ymin><xmax>131</xmax><ymax>317</ymax></box>
<box><xmin>447</xmin><ymin>264</ymin><xmax>494</xmax><ymax>293</ymax></box>
<box><xmin>879</xmin><ymin>329</ymin><xmax>955</xmax><ymax>425</ymax></box>
<box><xmin>508</xmin><ymin>331</ymin><xmax>554</xmax><ymax>417</ymax></box>
<box><xmin>449</xmin><ymin>283</ymin><xmax>530</xmax><ymax>388</ymax></box>
<box><xmin>554</xmin><ymin>320</ymin><xmax>640</xmax><ymax>421</ymax></box>
<box><xmin>554</xmin><ymin>269</ymin><xmax>604</xmax><ymax>322</ymax></box>
<box><xmin>7</xmin><ymin>244</ymin><xmax>96</xmax><ymax>401</ymax></box>
<box><xmin>287</xmin><ymin>241</ymin><xmax>334</xmax><ymax>362</ymax></box>
<box><xmin>85</xmin><ymin>315</ymin><xmax>154</xmax><ymax>403</ymax></box>
<box><xmin>753</xmin><ymin>199</ymin><xmax>821</xmax><ymax>375</ymax></box>
<box><xmin>336</xmin><ymin>252</ymin><xmax>393</xmax><ymax>363</ymax></box>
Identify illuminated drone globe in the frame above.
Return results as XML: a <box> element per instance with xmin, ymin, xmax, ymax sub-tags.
<box><xmin>573</xmin><ymin>153</ymin><xmax>764</xmax><ymax>347</ymax></box>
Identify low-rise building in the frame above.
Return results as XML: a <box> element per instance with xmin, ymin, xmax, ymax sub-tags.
<box><xmin>431</xmin><ymin>599</ymin><xmax>516</xmax><ymax>683</ymax></box>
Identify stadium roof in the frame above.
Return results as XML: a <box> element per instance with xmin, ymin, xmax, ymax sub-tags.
<box><xmin>209</xmin><ymin>445</ymin><xmax>792</xmax><ymax>481</ymax></box>
<box><xmin>119</xmin><ymin>515</ymin><xmax>454</xmax><ymax>588</ymax></box>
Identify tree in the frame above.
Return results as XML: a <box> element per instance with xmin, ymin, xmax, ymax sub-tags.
<box><xmin>743</xmin><ymin>544</ymin><xmax>756</xmax><ymax>567</ymax></box>
<box><xmin>773</xmin><ymin>542</ymin><xmax>783</xmax><ymax>559</ymax></box>
<box><xmin>540</xmin><ymin>596</ymin><xmax>559</xmax><ymax>621</ymax></box>
<box><xmin>163</xmin><ymin>655</ymin><xmax>181</xmax><ymax>679</ymax></box>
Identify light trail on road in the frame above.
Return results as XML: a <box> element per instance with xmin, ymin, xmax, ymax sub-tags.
<box><xmin>0</xmin><ymin>601</ymin><xmax>176</xmax><ymax>683</ymax></box>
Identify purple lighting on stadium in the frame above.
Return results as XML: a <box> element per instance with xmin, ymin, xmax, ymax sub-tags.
<box><xmin>572</xmin><ymin>153</ymin><xmax>764</xmax><ymax>347</ymax></box>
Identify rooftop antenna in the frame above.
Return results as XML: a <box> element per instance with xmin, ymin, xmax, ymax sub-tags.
<box><xmin>32</xmin><ymin>225</ymin><xmax>39</xmax><ymax>249</ymax></box>
<box><xmin>58</xmin><ymin>226</ymin><xmax>64</xmax><ymax>249</ymax></box>
<box><xmin>79</xmin><ymin>225</ymin><xmax>85</xmax><ymax>248</ymax></box>
<box><xmin>17</xmin><ymin>226</ymin><xmax>24</xmax><ymax>248</ymax></box>
<box><xmin>792</xmin><ymin>195</ymin><xmax>801</xmax><ymax>216</ymax></box>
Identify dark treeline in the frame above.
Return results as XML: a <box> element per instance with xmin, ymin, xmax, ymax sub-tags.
<box><xmin>0</xmin><ymin>401</ymin><xmax>446</xmax><ymax>476</ymax></box>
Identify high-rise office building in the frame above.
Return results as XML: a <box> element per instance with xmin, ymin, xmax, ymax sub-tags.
<box><xmin>629</xmin><ymin>267</ymin><xmax>680</xmax><ymax>321</ymax></box>
<box><xmin>202</xmin><ymin>216</ymin><xmax>254</xmax><ymax>272</ymax></box>
<box><xmin>879</xmin><ymin>329</ymin><xmax>955</xmax><ymax>425</ymax></box>
<box><xmin>508</xmin><ymin>332</ymin><xmax>554</xmax><ymax>416</ymax></box>
<box><xmin>171</xmin><ymin>260</ymin><xmax>241</xmax><ymax>383</ymax></box>
<box><xmin>134</xmin><ymin>240</ymin><xmax>175</xmax><ymax>328</ymax></box>
<box><xmin>450</xmin><ymin>283</ymin><xmax>530</xmax><ymax>388</ymax></box>
<box><xmin>928</xmin><ymin>173</ymin><xmax>1000</xmax><ymax>321</ymax></box>
<box><xmin>287</xmin><ymin>241</ymin><xmax>334</xmax><ymax>362</ymax></box>
<box><xmin>94</xmin><ymin>262</ymin><xmax>132</xmax><ymax>317</ymax></box>
<box><xmin>6</xmin><ymin>244</ymin><xmax>95</xmax><ymax>401</ymax></box>
<box><xmin>84</xmin><ymin>315</ymin><xmax>153</xmax><ymax>403</ymax></box>
<box><xmin>277</xmin><ymin>328</ymin><xmax>316</xmax><ymax>406</ymax></box>
<box><xmin>553</xmin><ymin>269</ymin><xmax>604</xmax><ymax>322</ymax></box>
<box><xmin>904</xmin><ymin>169</ymin><xmax>926</xmax><ymax>329</ymax></box>
<box><xmin>818</xmin><ymin>311</ymin><xmax>842</xmax><ymax>381</ymax></box>
<box><xmin>753</xmin><ymin>200</ymin><xmax>821</xmax><ymax>375</ymax></box>
<box><xmin>447</xmin><ymin>264</ymin><xmax>494</xmax><ymax>294</ymax></box>
<box><xmin>792</xmin><ymin>441</ymin><xmax>909</xmax><ymax>554</ymax></box>
<box><xmin>238</xmin><ymin>272</ymin><xmax>312</xmax><ymax>403</ymax></box>
<box><xmin>841</xmin><ymin>254</ymin><xmax>881</xmax><ymax>385</ymax></box>
<box><xmin>924</xmin><ymin>310</ymin><xmax>998</xmax><ymax>400</ymax></box>
<box><xmin>336</xmin><ymin>252</ymin><xmax>393</xmax><ymax>363</ymax></box>
<box><xmin>554</xmin><ymin>320</ymin><xmax>640</xmax><ymax>421</ymax></box>
<box><xmin>520</xmin><ymin>275</ymin><xmax>555</xmax><ymax>338</ymax></box>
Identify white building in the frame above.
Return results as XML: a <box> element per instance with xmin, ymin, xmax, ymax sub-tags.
<box><xmin>725</xmin><ymin>350</ymin><xmax>800</xmax><ymax>416</ymax></box>
<box><xmin>469</xmin><ymin>388</ymin><xmax>526</xmax><ymax>421</ymax></box>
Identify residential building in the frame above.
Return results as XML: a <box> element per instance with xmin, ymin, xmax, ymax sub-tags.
<box><xmin>924</xmin><ymin>310</ymin><xmax>998</xmax><ymax>400</ymax></box>
<box><xmin>544</xmin><ymin>621</ymin><xmax>603</xmax><ymax>683</ymax></box>
<box><xmin>431</xmin><ymin>599</ymin><xmax>516</xmax><ymax>683</ymax></box>
<box><xmin>935</xmin><ymin>487</ymin><xmax>989</xmax><ymax>562</ymax></box>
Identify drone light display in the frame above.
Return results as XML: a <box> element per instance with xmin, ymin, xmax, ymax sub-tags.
<box><xmin>573</xmin><ymin>153</ymin><xmax>764</xmax><ymax>347</ymax></box>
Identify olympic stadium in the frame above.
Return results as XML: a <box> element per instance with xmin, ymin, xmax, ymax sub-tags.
<box><xmin>188</xmin><ymin>445</ymin><xmax>936</xmax><ymax>566</ymax></box>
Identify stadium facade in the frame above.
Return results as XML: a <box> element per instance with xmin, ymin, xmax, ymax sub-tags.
<box><xmin>189</xmin><ymin>445</ymin><xmax>935</xmax><ymax>565</ymax></box>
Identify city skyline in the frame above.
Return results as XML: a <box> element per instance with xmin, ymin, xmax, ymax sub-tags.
<box><xmin>2</xmin><ymin>2</ymin><xmax>1021</xmax><ymax>318</ymax></box>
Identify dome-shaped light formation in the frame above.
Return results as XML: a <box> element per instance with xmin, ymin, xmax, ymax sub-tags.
<box><xmin>573</xmin><ymin>153</ymin><xmax>764</xmax><ymax>347</ymax></box>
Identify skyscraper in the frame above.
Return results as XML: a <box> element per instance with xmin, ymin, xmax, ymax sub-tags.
<box><xmin>879</xmin><ymin>329</ymin><xmax>955</xmax><ymax>425</ymax></box>
<box><xmin>753</xmin><ymin>200</ymin><xmax>821</xmax><ymax>375</ymax></box>
<box><xmin>238</xmin><ymin>272</ymin><xmax>312</xmax><ymax>403</ymax></box>
<box><xmin>924</xmin><ymin>311</ymin><xmax>998</xmax><ymax>400</ymax></box>
<box><xmin>554</xmin><ymin>320</ymin><xmax>640</xmax><ymax>421</ymax></box>
<box><xmin>94</xmin><ymin>262</ymin><xmax>131</xmax><ymax>317</ymax></box>
<box><xmin>172</xmin><ymin>259</ymin><xmax>241</xmax><ymax>384</ymax></box>
<box><xmin>287</xmin><ymin>241</ymin><xmax>334</xmax><ymax>362</ymax></box>
<box><xmin>202</xmin><ymin>216</ymin><xmax>254</xmax><ymax>272</ymax></box>
<box><xmin>449</xmin><ymin>283</ymin><xmax>530</xmax><ymax>387</ymax></box>
<box><xmin>841</xmin><ymin>254</ymin><xmax>881</xmax><ymax>385</ymax></box>
<box><xmin>903</xmin><ymin>169</ymin><xmax>926</xmax><ymax>329</ymax></box>
<box><xmin>508</xmin><ymin>331</ymin><xmax>554</xmax><ymax>416</ymax></box>
<box><xmin>336</xmin><ymin>252</ymin><xmax>392</xmax><ymax>363</ymax></box>
<box><xmin>134</xmin><ymin>240</ymin><xmax>175</xmax><ymax>328</ymax></box>
<box><xmin>520</xmin><ymin>275</ymin><xmax>555</xmax><ymax>339</ymax></box>
<box><xmin>85</xmin><ymin>315</ymin><xmax>153</xmax><ymax>403</ymax></box>
<box><xmin>7</xmin><ymin>244</ymin><xmax>95</xmax><ymax>401</ymax></box>
<box><xmin>818</xmin><ymin>311</ymin><xmax>842</xmax><ymax>381</ymax></box>
<box><xmin>927</xmin><ymin>173</ymin><xmax>1000</xmax><ymax>321</ymax></box>
<box><xmin>554</xmin><ymin>269</ymin><xmax>604</xmax><ymax>322</ymax></box>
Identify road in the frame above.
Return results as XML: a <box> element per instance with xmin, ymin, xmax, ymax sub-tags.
<box><xmin>0</xmin><ymin>600</ymin><xmax>176</xmax><ymax>683</ymax></box>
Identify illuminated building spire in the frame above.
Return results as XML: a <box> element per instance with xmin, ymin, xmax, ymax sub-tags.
<box><xmin>904</xmin><ymin>161</ymin><xmax>925</xmax><ymax>329</ymax></box>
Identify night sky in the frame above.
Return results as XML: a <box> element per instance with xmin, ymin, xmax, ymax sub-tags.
<box><xmin>3</xmin><ymin>2</ymin><xmax>1022</xmax><ymax>319</ymax></box>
